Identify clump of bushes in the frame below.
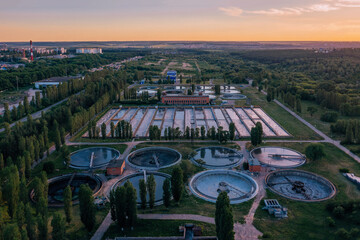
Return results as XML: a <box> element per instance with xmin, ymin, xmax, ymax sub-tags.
<box><xmin>42</xmin><ymin>161</ymin><xmax>55</xmax><ymax>174</ymax></box>
<box><xmin>339</xmin><ymin>168</ymin><xmax>350</xmax><ymax>173</ymax></box>
<box><xmin>320</xmin><ymin>112</ymin><xmax>338</xmax><ymax>122</ymax></box>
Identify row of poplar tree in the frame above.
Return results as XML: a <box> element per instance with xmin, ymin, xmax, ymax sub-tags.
<box><xmin>0</xmin><ymin>69</ymin><xmax>129</xmax><ymax>239</ymax></box>
<box><xmin>109</xmin><ymin>166</ymin><xmax>184</xmax><ymax>230</ymax></box>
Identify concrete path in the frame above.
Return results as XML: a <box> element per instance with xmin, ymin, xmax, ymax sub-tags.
<box><xmin>91</xmin><ymin>212</ymin><xmax>113</xmax><ymax>240</ymax></box>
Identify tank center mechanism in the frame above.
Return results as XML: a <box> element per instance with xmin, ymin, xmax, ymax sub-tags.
<box><xmin>148</xmin><ymin>153</ymin><xmax>160</xmax><ymax>168</ymax></box>
<box><xmin>217</xmin><ymin>181</ymin><xmax>250</xmax><ymax>198</ymax></box>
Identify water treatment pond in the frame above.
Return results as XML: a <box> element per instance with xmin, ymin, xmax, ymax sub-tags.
<box><xmin>126</xmin><ymin>147</ymin><xmax>182</xmax><ymax>170</ymax></box>
<box><xmin>250</xmin><ymin>147</ymin><xmax>306</xmax><ymax>168</ymax></box>
<box><xmin>189</xmin><ymin>170</ymin><xmax>258</xmax><ymax>204</ymax></box>
<box><xmin>266</xmin><ymin>170</ymin><xmax>336</xmax><ymax>202</ymax></box>
<box><xmin>70</xmin><ymin>147</ymin><xmax>120</xmax><ymax>169</ymax></box>
<box><xmin>191</xmin><ymin>147</ymin><xmax>242</xmax><ymax>169</ymax></box>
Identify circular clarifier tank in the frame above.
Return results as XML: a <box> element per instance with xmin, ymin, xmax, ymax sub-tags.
<box><xmin>112</xmin><ymin>171</ymin><xmax>170</xmax><ymax>206</ymax></box>
<box><xmin>70</xmin><ymin>147</ymin><xmax>120</xmax><ymax>170</ymax></box>
<box><xmin>265</xmin><ymin>169</ymin><xmax>336</xmax><ymax>202</ymax></box>
<box><xmin>222</xmin><ymin>93</ymin><xmax>247</xmax><ymax>100</ymax></box>
<box><xmin>191</xmin><ymin>146</ymin><xmax>243</xmax><ymax>169</ymax></box>
<box><xmin>126</xmin><ymin>147</ymin><xmax>181</xmax><ymax>170</ymax></box>
<box><xmin>250</xmin><ymin>147</ymin><xmax>306</xmax><ymax>168</ymax></box>
<box><xmin>40</xmin><ymin>173</ymin><xmax>103</xmax><ymax>207</ymax></box>
<box><xmin>138</xmin><ymin>86</ymin><xmax>158</xmax><ymax>90</ymax></box>
<box><xmin>189</xmin><ymin>170</ymin><xmax>258</xmax><ymax>204</ymax></box>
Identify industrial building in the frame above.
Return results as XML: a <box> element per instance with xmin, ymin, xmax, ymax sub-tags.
<box><xmin>34</xmin><ymin>75</ymin><xmax>82</xmax><ymax>88</ymax></box>
<box><xmin>76</xmin><ymin>48</ymin><xmax>102</xmax><ymax>54</ymax></box>
<box><xmin>166</xmin><ymin>70</ymin><xmax>177</xmax><ymax>82</ymax></box>
<box><xmin>106</xmin><ymin>159</ymin><xmax>125</xmax><ymax>176</ymax></box>
<box><xmin>162</xmin><ymin>95</ymin><xmax>210</xmax><ymax>105</ymax></box>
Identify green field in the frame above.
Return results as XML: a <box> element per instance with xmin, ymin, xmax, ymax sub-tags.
<box><xmin>242</xmin><ymin>87</ymin><xmax>322</xmax><ymax>140</ymax></box>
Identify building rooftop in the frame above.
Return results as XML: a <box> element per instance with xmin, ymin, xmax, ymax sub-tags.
<box><xmin>35</xmin><ymin>75</ymin><xmax>82</xmax><ymax>83</ymax></box>
<box><xmin>106</xmin><ymin>159</ymin><xmax>125</xmax><ymax>168</ymax></box>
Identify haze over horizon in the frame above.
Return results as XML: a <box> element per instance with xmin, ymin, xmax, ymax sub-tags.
<box><xmin>1</xmin><ymin>0</ymin><xmax>360</xmax><ymax>42</ymax></box>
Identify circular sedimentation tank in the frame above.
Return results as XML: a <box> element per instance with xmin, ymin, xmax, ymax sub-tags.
<box><xmin>250</xmin><ymin>147</ymin><xmax>306</xmax><ymax>168</ymax></box>
<box><xmin>221</xmin><ymin>93</ymin><xmax>247</xmax><ymax>100</ymax></box>
<box><xmin>44</xmin><ymin>173</ymin><xmax>103</xmax><ymax>207</ymax></box>
<box><xmin>265</xmin><ymin>169</ymin><xmax>336</xmax><ymax>202</ymax></box>
<box><xmin>126</xmin><ymin>147</ymin><xmax>182</xmax><ymax>170</ymax></box>
<box><xmin>189</xmin><ymin>170</ymin><xmax>258</xmax><ymax>204</ymax></box>
<box><xmin>70</xmin><ymin>147</ymin><xmax>120</xmax><ymax>170</ymax></box>
<box><xmin>164</xmin><ymin>89</ymin><xmax>184</xmax><ymax>95</ymax></box>
<box><xmin>191</xmin><ymin>146</ymin><xmax>243</xmax><ymax>169</ymax></box>
<box><xmin>138</xmin><ymin>86</ymin><xmax>158</xmax><ymax>90</ymax></box>
<box><xmin>112</xmin><ymin>171</ymin><xmax>170</xmax><ymax>206</ymax></box>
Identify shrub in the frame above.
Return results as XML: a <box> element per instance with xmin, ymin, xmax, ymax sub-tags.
<box><xmin>326</xmin><ymin>217</ymin><xmax>335</xmax><ymax>227</ymax></box>
<box><xmin>262</xmin><ymin>232</ymin><xmax>272</xmax><ymax>238</ymax></box>
<box><xmin>336</xmin><ymin>228</ymin><xmax>350</xmax><ymax>240</ymax></box>
<box><xmin>320</xmin><ymin>112</ymin><xmax>338</xmax><ymax>122</ymax></box>
<box><xmin>42</xmin><ymin>161</ymin><xmax>55</xmax><ymax>174</ymax></box>
<box><xmin>339</xmin><ymin>168</ymin><xmax>350</xmax><ymax>173</ymax></box>
<box><xmin>333</xmin><ymin>206</ymin><xmax>345</xmax><ymax>219</ymax></box>
<box><xmin>305</xmin><ymin>143</ymin><xmax>325</xmax><ymax>161</ymax></box>
<box><xmin>243</xmin><ymin>162</ymin><xmax>249</xmax><ymax>170</ymax></box>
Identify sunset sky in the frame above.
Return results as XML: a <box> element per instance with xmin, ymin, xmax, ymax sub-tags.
<box><xmin>1</xmin><ymin>0</ymin><xmax>360</xmax><ymax>41</ymax></box>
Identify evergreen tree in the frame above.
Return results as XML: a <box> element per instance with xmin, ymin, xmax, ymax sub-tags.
<box><xmin>4</xmin><ymin>102</ymin><xmax>11</xmax><ymax>123</ymax></box>
<box><xmin>15</xmin><ymin>202</ymin><xmax>25</xmax><ymax>228</ymax></box>
<box><xmin>115</xmin><ymin>186</ymin><xmax>126</xmax><ymax>229</ymax></box>
<box><xmin>101</xmin><ymin>122</ymin><xmax>106</xmax><ymax>139</ymax></box>
<box><xmin>139</xmin><ymin>179</ymin><xmax>147</xmax><ymax>210</ymax></box>
<box><xmin>0</xmin><ymin>153</ymin><xmax>4</xmax><ymax>169</ymax></box>
<box><xmin>51</xmin><ymin>213</ymin><xmax>66</xmax><ymax>240</ymax></box>
<box><xmin>162</xmin><ymin>178</ymin><xmax>171</xmax><ymax>208</ymax></box>
<box><xmin>25</xmin><ymin>203</ymin><xmax>37</xmax><ymax>240</ymax></box>
<box><xmin>60</xmin><ymin>127</ymin><xmax>66</xmax><ymax>144</ymax></box>
<box><xmin>250</xmin><ymin>127</ymin><xmax>258</xmax><ymax>146</ymax></box>
<box><xmin>54</xmin><ymin>124</ymin><xmax>61</xmax><ymax>151</ymax></box>
<box><xmin>201</xmin><ymin>126</ymin><xmax>205</xmax><ymax>140</ymax></box>
<box><xmin>19</xmin><ymin>176</ymin><xmax>28</xmax><ymax>203</ymax></box>
<box><xmin>255</xmin><ymin>122</ymin><xmax>263</xmax><ymax>145</ymax></box>
<box><xmin>229</xmin><ymin>123</ymin><xmax>235</xmax><ymax>140</ymax></box>
<box><xmin>147</xmin><ymin>174</ymin><xmax>156</xmax><ymax>209</ymax></box>
<box><xmin>3</xmin><ymin>223</ymin><xmax>21</xmax><ymax>240</ymax></box>
<box><xmin>125</xmin><ymin>181</ymin><xmax>137</xmax><ymax>229</ymax></box>
<box><xmin>64</xmin><ymin>185</ymin><xmax>72</xmax><ymax>223</ymax></box>
<box><xmin>215</xmin><ymin>191</ymin><xmax>234</xmax><ymax>240</ymax></box>
<box><xmin>109</xmin><ymin>189</ymin><xmax>116</xmax><ymax>221</ymax></box>
<box><xmin>37</xmin><ymin>215</ymin><xmax>48</xmax><ymax>240</ymax></box>
<box><xmin>296</xmin><ymin>98</ymin><xmax>302</xmax><ymax>113</ymax></box>
<box><xmin>110</xmin><ymin>121</ymin><xmax>115</xmax><ymax>138</ymax></box>
<box><xmin>171</xmin><ymin>166</ymin><xmax>183</xmax><ymax>203</ymax></box>
<box><xmin>3</xmin><ymin>165</ymin><xmax>20</xmax><ymax>218</ymax></box>
<box><xmin>79</xmin><ymin>184</ymin><xmax>95</xmax><ymax>232</ymax></box>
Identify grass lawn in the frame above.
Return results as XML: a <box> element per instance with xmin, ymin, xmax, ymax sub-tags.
<box><xmin>253</xmin><ymin>142</ymin><xmax>360</xmax><ymax>240</ymax></box>
<box><xmin>32</xmin><ymin>144</ymin><xmax>127</xmax><ymax>178</ymax></box>
<box><xmin>102</xmin><ymin>219</ymin><xmax>216</xmax><ymax>239</ymax></box>
<box><xmin>241</xmin><ymin>87</ymin><xmax>322</xmax><ymax>140</ymax></box>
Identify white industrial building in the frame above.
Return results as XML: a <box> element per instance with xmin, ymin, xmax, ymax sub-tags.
<box><xmin>76</xmin><ymin>48</ymin><xmax>102</xmax><ymax>54</ymax></box>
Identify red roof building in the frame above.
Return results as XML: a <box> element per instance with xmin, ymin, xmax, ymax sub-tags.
<box><xmin>162</xmin><ymin>95</ymin><xmax>210</xmax><ymax>105</ymax></box>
